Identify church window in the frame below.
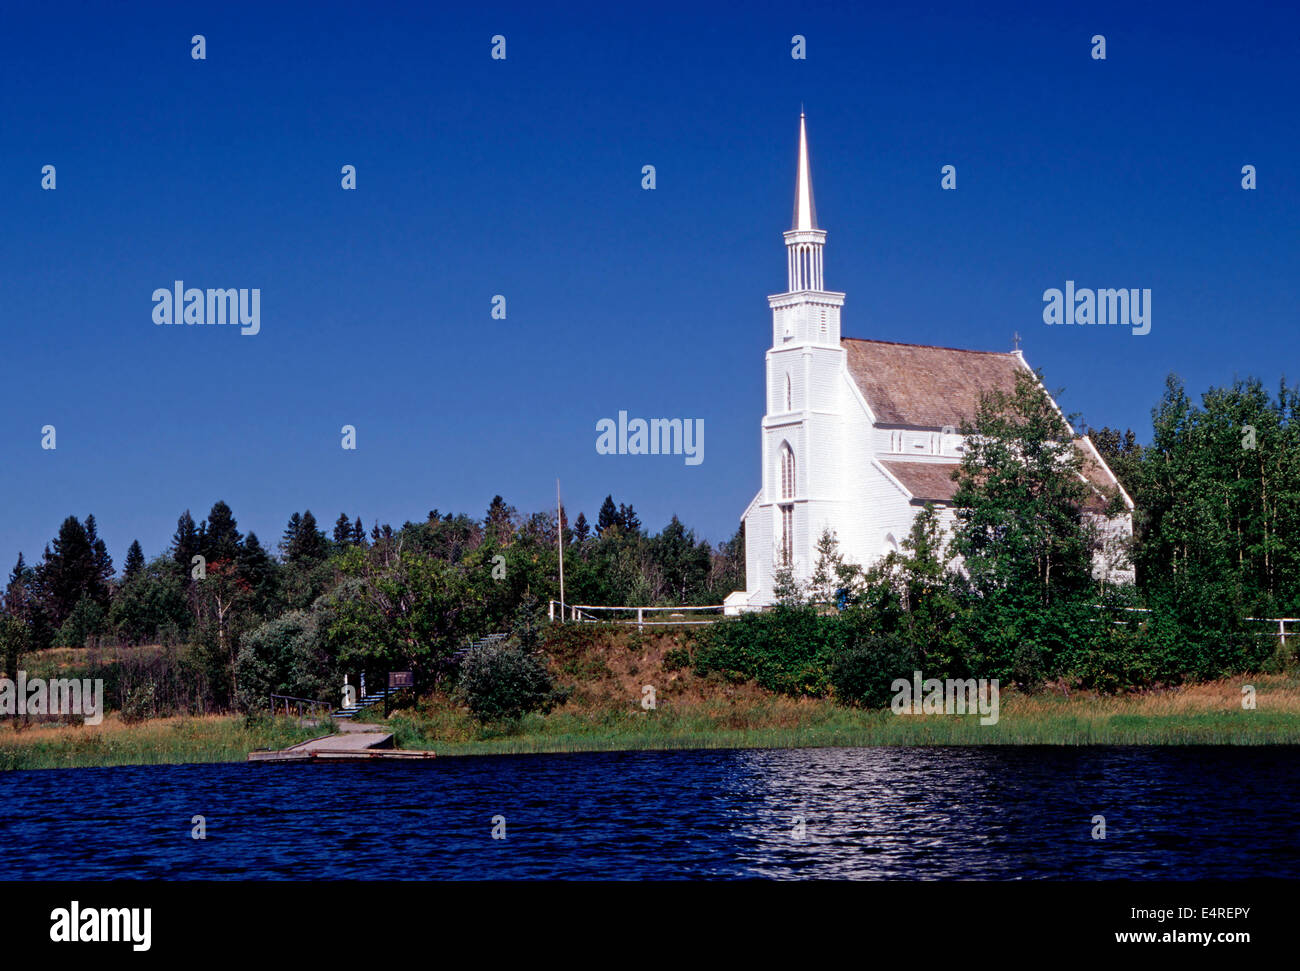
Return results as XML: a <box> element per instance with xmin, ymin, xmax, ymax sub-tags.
<box><xmin>784</xmin><ymin>374</ymin><xmax>793</xmax><ymax>412</ymax></box>
<box><xmin>780</xmin><ymin>442</ymin><xmax>796</xmax><ymax>499</ymax></box>
<box><xmin>780</xmin><ymin>505</ymin><xmax>794</xmax><ymax>566</ymax></box>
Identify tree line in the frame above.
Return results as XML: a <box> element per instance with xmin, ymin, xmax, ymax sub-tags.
<box><xmin>0</xmin><ymin>494</ymin><xmax>744</xmax><ymax>712</ymax></box>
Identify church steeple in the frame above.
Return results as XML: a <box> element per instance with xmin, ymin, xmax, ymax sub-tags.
<box><xmin>784</xmin><ymin>111</ymin><xmax>827</xmax><ymax>293</ymax></box>
<box><xmin>792</xmin><ymin>110</ymin><xmax>818</xmax><ymax>232</ymax></box>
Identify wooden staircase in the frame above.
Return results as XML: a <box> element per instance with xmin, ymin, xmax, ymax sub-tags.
<box><xmin>332</xmin><ymin>686</ymin><xmax>405</xmax><ymax>720</ymax></box>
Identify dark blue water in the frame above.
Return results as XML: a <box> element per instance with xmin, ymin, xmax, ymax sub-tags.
<box><xmin>1</xmin><ymin>747</ymin><xmax>1295</xmax><ymax>879</ymax></box>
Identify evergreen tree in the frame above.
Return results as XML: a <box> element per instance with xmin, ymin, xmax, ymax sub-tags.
<box><xmin>35</xmin><ymin>516</ymin><xmax>99</xmax><ymax>626</ymax></box>
<box><xmin>352</xmin><ymin>516</ymin><xmax>366</xmax><ymax>546</ymax></box>
<box><xmin>3</xmin><ymin>552</ymin><xmax>49</xmax><ymax>650</ymax></box>
<box><xmin>281</xmin><ymin>512</ymin><xmax>303</xmax><ymax>557</ymax></box>
<box><xmin>286</xmin><ymin>511</ymin><xmax>328</xmax><ymax>562</ymax></box>
<box><xmin>203</xmin><ymin>501</ymin><xmax>242</xmax><ymax>563</ymax></box>
<box><xmin>617</xmin><ymin>503</ymin><xmax>642</xmax><ymax>536</ymax></box>
<box><xmin>333</xmin><ymin>513</ymin><xmax>354</xmax><ymax>547</ymax></box>
<box><xmin>4</xmin><ymin>553</ymin><xmax>35</xmax><ymax>623</ymax></box>
<box><xmin>237</xmin><ymin>532</ymin><xmax>278</xmax><ymax>613</ymax></box>
<box><xmin>123</xmin><ymin>540</ymin><xmax>146</xmax><ymax>581</ymax></box>
<box><xmin>652</xmin><ymin>516</ymin><xmax>709</xmax><ymax>604</ymax></box>
<box><xmin>172</xmin><ymin>511</ymin><xmax>202</xmax><ymax>576</ymax></box>
<box><xmin>573</xmin><ymin>512</ymin><xmax>590</xmax><ymax>543</ymax></box>
<box><xmin>808</xmin><ymin>528</ymin><xmax>848</xmax><ymax>605</ymax></box>
<box><xmin>485</xmin><ymin>495</ymin><xmax>516</xmax><ymax>542</ymax></box>
<box><xmin>597</xmin><ymin>495</ymin><xmax>619</xmax><ymax>536</ymax></box>
<box><xmin>83</xmin><ymin>514</ymin><xmax>114</xmax><ymax>601</ymax></box>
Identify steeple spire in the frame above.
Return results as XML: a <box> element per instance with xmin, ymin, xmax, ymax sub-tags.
<box><xmin>769</xmin><ymin>109</ymin><xmax>843</xmax><ymax>348</ymax></box>
<box><xmin>783</xmin><ymin>111</ymin><xmax>826</xmax><ymax>293</ymax></box>
<box><xmin>792</xmin><ymin>110</ymin><xmax>818</xmax><ymax>231</ymax></box>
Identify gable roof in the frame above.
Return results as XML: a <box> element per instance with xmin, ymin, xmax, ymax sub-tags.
<box><xmin>842</xmin><ymin>338</ymin><xmax>1024</xmax><ymax>428</ymax></box>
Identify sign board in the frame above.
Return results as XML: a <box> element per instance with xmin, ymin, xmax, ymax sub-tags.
<box><xmin>388</xmin><ymin>670</ymin><xmax>414</xmax><ymax>690</ymax></box>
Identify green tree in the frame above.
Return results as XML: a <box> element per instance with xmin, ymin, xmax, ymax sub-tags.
<box><xmin>286</xmin><ymin>510</ymin><xmax>328</xmax><ymax>563</ymax></box>
<box><xmin>109</xmin><ymin>555</ymin><xmax>189</xmax><ymax>645</ymax></box>
<box><xmin>652</xmin><ymin>516</ymin><xmax>709</xmax><ymax>604</ymax></box>
<box><xmin>949</xmin><ymin>369</ymin><xmax>1104</xmax><ymax>684</ymax></box>
<box><xmin>236</xmin><ymin>532</ymin><xmax>278</xmax><ymax>615</ymax></box>
<box><xmin>952</xmin><ymin>369</ymin><xmax>1098</xmax><ymax>603</ymax></box>
<box><xmin>122</xmin><ymin>540</ymin><xmax>146</xmax><ymax>582</ymax></box>
<box><xmin>484</xmin><ymin>496</ymin><xmax>516</xmax><ymax>543</ymax></box>
<box><xmin>36</xmin><ymin>516</ymin><xmax>110</xmax><ymax>634</ymax></box>
<box><xmin>171</xmin><ymin>511</ymin><xmax>202</xmax><ymax>579</ymax></box>
<box><xmin>332</xmin><ymin>513</ymin><xmax>353</xmax><ymax>547</ymax></box>
<box><xmin>236</xmin><ymin>609</ymin><xmax>335</xmax><ymax>712</ymax></box>
<box><xmin>202</xmin><ymin>501</ymin><xmax>242</xmax><ymax>563</ymax></box>
<box><xmin>597</xmin><ymin>496</ymin><xmax>619</xmax><ymax>536</ymax></box>
<box><xmin>326</xmin><ymin>546</ymin><xmax>483</xmax><ymax>687</ymax></box>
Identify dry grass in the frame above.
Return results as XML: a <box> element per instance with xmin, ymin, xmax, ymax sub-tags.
<box><xmin>0</xmin><ymin>713</ymin><xmax>324</xmax><ymax>771</ymax></box>
<box><xmin>372</xmin><ymin>626</ymin><xmax>1300</xmax><ymax>755</ymax></box>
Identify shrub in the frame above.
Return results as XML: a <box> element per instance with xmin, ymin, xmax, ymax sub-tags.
<box><xmin>662</xmin><ymin>647</ymin><xmax>691</xmax><ymax>671</ymax></box>
<box><xmin>55</xmin><ymin>597</ymin><xmax>105</xmax><ymax>648</ymax></box>
<box><xmin>120</xmin><ymin>680</ymin><xmax>158</xmax><ymax>723</ymax></box>
<box><xmin>694</xmin><ymin>605</ymin><xmax>839</xmax><ymax>696</ymax></box>
<box><xmin>235</xmin><ymin>610</ymin><xmax>335</xmax><ymax>712</ymax></box>
<box><xmin>831</xmin><ymin>630</ymin><xmax>918</xmax><ymax>708</ymax></box>
<box><xmin>456</xmin><ymin>640</ymin><xmax>565</xmax><ymax>724</ymax></box>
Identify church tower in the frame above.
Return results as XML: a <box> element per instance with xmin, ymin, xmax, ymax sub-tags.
<box><xmin>757</xmin><ymin>112</ymin><xmax>848</xmax><ymax>589</ymax></box>
<box><xmin>725</xmin><ymin>111</ymin><xmax>1135</xmax><ymax>614</ymax></box>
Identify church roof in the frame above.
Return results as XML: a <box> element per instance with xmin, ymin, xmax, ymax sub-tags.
<box><xmin>879</xmin><ymin>460</ymin><xmax>962</xmax><ymax>503</ymax></box>
<box><xmin>842</xmin><ymin>338</ymin><xmax>1024</xmax><ymax>428</ymax></box>
<box><xmin>879</xmin><ymin>449</ymin><xmax>1121</xmax><ymax>514</ymax></box>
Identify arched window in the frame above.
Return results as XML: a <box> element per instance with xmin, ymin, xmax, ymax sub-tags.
<box><xmin>780</xmin><ymin>505</ymin><xmax>794</xmax><ymax>566</ymax></box>
<box><xmin>780</xmin><ymin>442</ymin><xmax>796</xmax><ymax>500</ymax></box>
<box><xmin>784</xmin><ymin>374</ymin><xmax>793</xmax><ymax>412</ymax></box>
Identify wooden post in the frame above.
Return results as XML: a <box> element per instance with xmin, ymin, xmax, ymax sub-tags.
<box><xmin>557</xmin><ymin>479</ymin><xmax>566</xmax><ymax>624</ymax></box>
<box><xmin>637</xmin><ymin>607</ymin><xmax>644</xmax><ymax>631</ymax></box>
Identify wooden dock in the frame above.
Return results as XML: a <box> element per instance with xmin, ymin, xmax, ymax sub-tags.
<box><xmin>249</xmin><ymin>720</ymin><xmax>435</xmax><ymax>763</ymax></box>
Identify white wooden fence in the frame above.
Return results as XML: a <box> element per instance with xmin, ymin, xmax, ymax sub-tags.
<box><xmin>548</xmin><ymin>602</ymin><xmax>724</xmax><ymax>629</ymax></box>
<box><xmin>1093</xmin><ymin>604</ymin><xmax>1295</xmax><ymax>645</ymax></box>
<box><xmin>550</xmin><ymin>599</ymin><xmax>1297</xmax><ymax>645</ymax></box>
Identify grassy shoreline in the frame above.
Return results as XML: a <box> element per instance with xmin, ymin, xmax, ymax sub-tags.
<box><xmin>0</xmin><ymin>714</ymin><xmax>327</xmax><ymax>772</ymax></box>
<box><xmin>6</xmin><ymin>627</ymin><xmax>1299</xmax><ymax>770</ymax></box>
<box><xmin>4</xmin><ymin>675</ymin><xmax>1298</xmax><ymax>770</ymax></box>
<box><xmin>379</xmin><ymin>675</ymin><xmax>1300</xmax><ymax>756</ymax></box>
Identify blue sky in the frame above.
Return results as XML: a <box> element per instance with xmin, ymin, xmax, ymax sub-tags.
<box><xmin>1</xmin><ymin>0</ymin><xmax>1297</xmax><ymax>571</ymax></box>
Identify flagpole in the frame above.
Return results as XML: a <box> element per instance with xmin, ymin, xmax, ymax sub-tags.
<box><xmin>557</xmin><ymin>478</ymin><xmax>566</xmax><ymax>623</ymax></box>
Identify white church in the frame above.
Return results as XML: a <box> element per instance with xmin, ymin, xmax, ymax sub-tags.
<box><xmin>724</xmin><ymin>114</ymin><xmax>1134</xmax><ymax>613</ymax></box>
